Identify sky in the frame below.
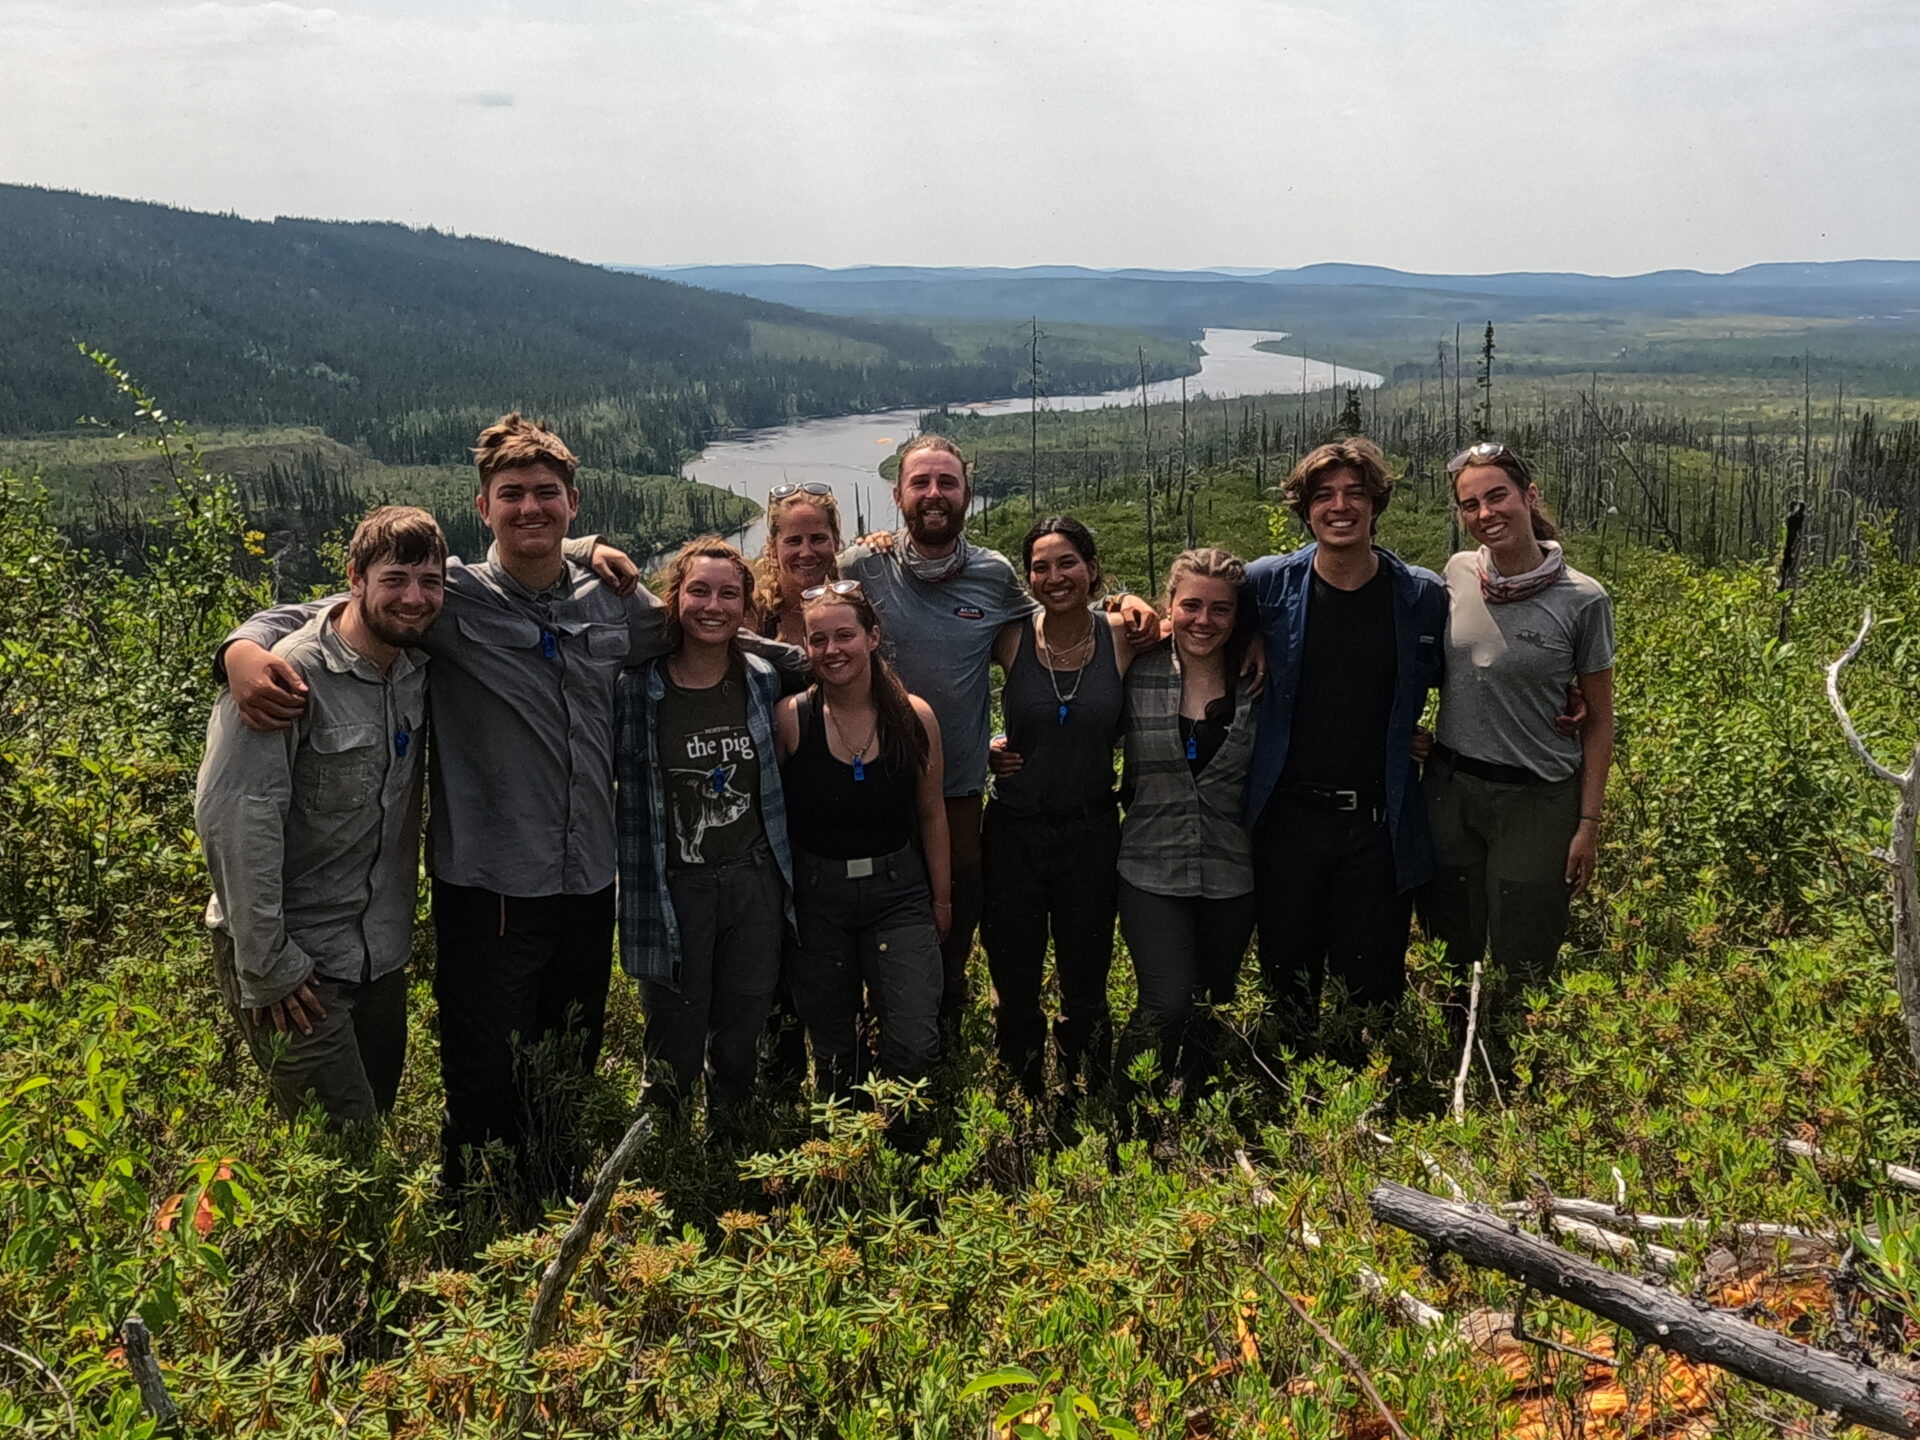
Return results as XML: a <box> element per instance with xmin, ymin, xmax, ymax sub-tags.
<box><xmin>5</xmin><ymin>0</ymin><xmax>1916</xmax><ymax>275</ymax></box>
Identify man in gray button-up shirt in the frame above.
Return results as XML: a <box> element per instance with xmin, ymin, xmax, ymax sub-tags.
<box><xmin>196</xmin><ymin>507</ymin><xmax>445</xmax><ymax>1129</ymax></box>
<box><xmin>219</xmin><ymin>416</ymin><xmax>668</xmax><ymax>1207</ymax></box>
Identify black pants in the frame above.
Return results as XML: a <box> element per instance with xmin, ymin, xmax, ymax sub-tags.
<box><xmin>979</xmin><ymin>801</ymin><xmax>1120</xmax><ymax>1091</ymax></box>
<box><xmin>1253</xmin><ymin>794</ymin><xmax>1412</xmax><ymax>1066</ymax></box>
<box><xmin>432</xmin><ymin>880</ymin><xmax>614</xmax><ymax>1203</ymax></box>
<box><xmin>787</xmin><ymin>845</ymin><xmax>942</xmax><ymax>1096</ymax></box>
<box><xmin>1114</xmin><ymin>880</ymin><xmax>1255</xmax><ymax>1103</ymax></box>
<box><xmin>641</xmin><ymin>846</ymin><xmax>784</xmax><ymax>1114</ymax></box>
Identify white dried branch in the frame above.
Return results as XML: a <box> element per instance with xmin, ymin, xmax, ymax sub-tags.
<box><xmin>1826</xmin><ymin>608</ymin><xmax>1908</xmax><ymax>786</ymax></box>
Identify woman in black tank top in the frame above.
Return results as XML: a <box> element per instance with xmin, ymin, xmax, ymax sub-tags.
<box><xmin>774</xmin><ymin>584</ymin><xmax>951</xmax><ymax>1096</ymax></box>
<box><xmin>979</xmin><ymin>517</ymin><xmax>1140</xmax><ymax>1096</ymax></box>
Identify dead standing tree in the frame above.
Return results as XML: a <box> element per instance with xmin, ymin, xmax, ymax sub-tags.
<box><xmin>1826</xmin><ymin>608</ymin><xmax>1920</xmax><ymax>1075</ymax></box>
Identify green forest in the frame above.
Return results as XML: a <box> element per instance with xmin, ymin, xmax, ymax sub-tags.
<box><xmin>9</xmin><ymin>303</ymin><xmax>1920</xmax><ymax>1436</ymax></box>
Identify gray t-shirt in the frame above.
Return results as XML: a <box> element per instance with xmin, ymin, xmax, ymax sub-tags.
<box><xmin>1435</xmin><ymin>551</ymin><xmax>1615</xmax><ymax>783</ymax></box>
<box><xmin>839</xmin><ymin>538</ymin><xmax>1037</xmax><ymax>796</ymax></box>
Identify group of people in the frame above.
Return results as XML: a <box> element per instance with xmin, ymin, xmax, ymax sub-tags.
<box><xmin>193</xmin><ymin>413</ymin><xmax>1614</xmax><ymax>1204</ymax></box>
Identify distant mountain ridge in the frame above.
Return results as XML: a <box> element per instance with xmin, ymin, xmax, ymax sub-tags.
<box><xmin>0</xmin><ymin>185</ymin><xmax>1187</xmax><ymax>470</ymax></box>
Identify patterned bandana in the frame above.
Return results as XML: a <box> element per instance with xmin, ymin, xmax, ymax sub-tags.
<box><xmin>1478</xmin><ymin>540</ymin><xmax>1566</xmax><ymax>605</ymax></box>
<box><xmin>896</xmin><ymin>529</ymin><xmax>971</xmax><ymax>585</ymax></box>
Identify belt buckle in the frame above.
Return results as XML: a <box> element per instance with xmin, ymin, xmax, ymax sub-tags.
<box><xmin>845</xmin><ymin>857</ymin><xmax>875</xmax><ymax>879</ymax></box>
<box><xmin>1334</xmin><ymin>790</ymin><xmax>1359</xmax><ymax>812</ymax></box>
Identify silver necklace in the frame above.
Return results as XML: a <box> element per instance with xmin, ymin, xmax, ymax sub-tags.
<box><xmin>823</xmin><ymin>696</ymin><xmax>880</xmax><ymax>781</ymax></box>
<box><xmin>1036</xmin><ymin>615</ymin><xmax>1094</xmax><ymax>725</ymax></box>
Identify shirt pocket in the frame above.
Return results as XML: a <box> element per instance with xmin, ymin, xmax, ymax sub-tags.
<box><xmin>296</xmin><ymin>722</ymin><xmax>384</xmax><ymax>815</ymax></box>
<box><xmin>1415</xmin><ymin>632</ymin><xmax>1444</xmax><ymax>686</ymax></box>
<box><xmin>583</xmin><ymin>622</ymin><xmax>631</xmax><ymax>664</ymax></box>
<box><xmin>455</xmin><ymin>611</ymin><xmax>544</xmax><ymax>651</ymax></box>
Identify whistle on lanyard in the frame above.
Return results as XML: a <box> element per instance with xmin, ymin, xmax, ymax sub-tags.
<box><xmin>541</xmin><ymin>629</ymin><xmax>558</xmax><ymax>660</ymax></box>
<box><xmin>395</xmin><ymin>729</ymin><xmax>411</xmax><ymax>760</ymax></box>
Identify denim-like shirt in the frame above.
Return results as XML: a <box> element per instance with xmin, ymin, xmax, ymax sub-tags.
<box><xmin>195</xmin><ymin>607</ymin><xmax>427</xmax><ymax>1006</ymax></box>
<box><xmin>220</xmin><ymin>542</ymin><xmax>668</xmax><ymax>897</ymax></box>
<box><xmin>616</xmin><ymin>653</ymin><xmax>795</xmax><ymax>987</ymax></box>
<box><xmin>1245</xmin><ymin>544</ymin><xmax>1448</xmax><ymax>893</ymax></box>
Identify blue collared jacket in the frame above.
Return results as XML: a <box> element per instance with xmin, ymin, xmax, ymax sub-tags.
<box><xmin>615</xmin><ymin>652</ymin><xmax>797</xmax><ymax>987</ymax></box>
<box><xmin>1244</xmin><ymin>544</ymin><xmax>1448</xmax><ymax>894</ymax></box>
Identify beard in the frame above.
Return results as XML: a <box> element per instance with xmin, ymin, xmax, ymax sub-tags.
<box><xmin>903</xmin><ymin>495</ymin><xmax>961</xmax><ymax>547</ymax></box>
<box><xmin>359</xmin><ymin>596</ymin><xmax>437</xmax><ymax>650</ymax></box>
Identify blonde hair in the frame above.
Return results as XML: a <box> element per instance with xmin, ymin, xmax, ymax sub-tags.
<box><xmin>1162</xmin><ymin>547</ymin><xmax>1253</xmax><ymax>677</ymax></box>
<box><xmin>754</xmin><ymin>491</ymin><xmax>845</xmax><ymax>622</ymax></box>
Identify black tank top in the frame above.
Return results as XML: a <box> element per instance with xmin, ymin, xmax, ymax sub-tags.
<box><xmin>993</xmin><ymin>615</ymin><xmax>1123</xmax><ymax>813</ymax></box>
<box><xmin>782</xmin><ymin>690</ymin><xmax>918</xmax><ymax>858</ymax></box>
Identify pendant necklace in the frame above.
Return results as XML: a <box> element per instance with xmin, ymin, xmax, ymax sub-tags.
<box><xmin>1037</xmin><ymin>616</ymin><xmax>1095</xmax><ymax>725</ymax></box>
<box><xmin>824</xmin><ymin>699</ymin><xmax>880</xmax><ymax>782</ymax></box>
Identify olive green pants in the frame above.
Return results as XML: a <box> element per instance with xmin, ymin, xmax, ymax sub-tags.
<box><xmin>1418</xmin><ymin>754</ymin><xmax>1579</xmax><ymax>1075</ymax></box>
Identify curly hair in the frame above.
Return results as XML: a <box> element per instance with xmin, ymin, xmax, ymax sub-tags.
<box><xmin>657</xmin><ymin>535</ymin><xmax>759</xmax><ymax>650</ymax></box>
<box><xmin>753</xmin><ymin>490</ymin><xmax>844</xmax><ymax>627</ymax></box>
<box><xmin>1280</xmin><ymin>439</ymin><xmax>1394</xmax><ymax>530</ymax></box>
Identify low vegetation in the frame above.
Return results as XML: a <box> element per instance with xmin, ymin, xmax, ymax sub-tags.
<box><xmin>6</xmin><ymin>359</ymin><xmax>1920</xmax><ymax>1438</ymax></box>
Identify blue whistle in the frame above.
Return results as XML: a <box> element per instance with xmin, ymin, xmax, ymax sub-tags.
<box><xmin>541</xmin><ymin>629</ymin><xmax>557</xmax><ymax>660</ymax></box>
<box><xmin>1057</xmin><ymin>703</ymin><xmax>1069</xmax><ymax>725</ymax></box>
<box><xmin>1185</xmin><ymin>734</ymin><xmax>1198</xmax><ymax>762</ymax></box>
<box><xmin>852</xmin><ymin>755</ymin><xmax>866</xmax><ymax>782</ymax></box>
<box><xmin>394</xmin><ymin>729</ymin><xmax>411</xmax><ymax>759</ymax></box>
<box><xmin>710</xmin><ymin>766</ymin><xmax>725</xmax><ymax>796</ymax></box>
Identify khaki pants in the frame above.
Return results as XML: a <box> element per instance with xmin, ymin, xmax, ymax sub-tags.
<box><xmin>1418</xmin><ymin>754</ymin><xmax>1579</xmax><ymax>1074</ymax></box>
<box><xmin>211</xmin><ymin>930</ymin><xmax>407</xmax><ymax>1130</ymax></box>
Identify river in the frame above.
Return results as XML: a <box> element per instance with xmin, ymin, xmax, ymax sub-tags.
<box><xmin>685</xmin><ymin>328</ymin><xmax>1380</xmax><ymax>555</ymax></box>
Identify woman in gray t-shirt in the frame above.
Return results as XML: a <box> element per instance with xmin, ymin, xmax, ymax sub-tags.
<box><xmin>1422</xmin><ymin>442</ymin><xmax>1616</xmax><ymax>1084</ymax></box>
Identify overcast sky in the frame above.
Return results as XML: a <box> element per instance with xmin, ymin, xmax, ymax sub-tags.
<box><xmin>6</xmin><ymin>0</ymin><xmax>1915</xmax><ymax>275</ymax></box>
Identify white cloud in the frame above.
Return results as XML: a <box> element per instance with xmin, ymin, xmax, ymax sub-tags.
<box><xmin>1</xmin><ymin>0</ymin><xmax>1914</xmax><ymax>271</ymax></box>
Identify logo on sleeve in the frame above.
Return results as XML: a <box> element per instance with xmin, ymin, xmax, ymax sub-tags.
<box><xmin>953</xmin><ymin>606</ymin><xmax>986</xmax><ymax>620</ymax></box>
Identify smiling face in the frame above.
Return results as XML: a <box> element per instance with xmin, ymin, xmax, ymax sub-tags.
<box><xmin>803</xmin><ymin>600</ymin><xmax>880</xmax><ymax>687</ymax></box>
<box><xmin>475</xmin><ymin>461</ymin><xmax>579</xmax><ymax>567</ymax></box>
<box><xmin>1453</xmin><ymin>463</ymin><xmax>1539</xmax><ymax>551</ymax></box>
<box><xmin>773</xmin><ymin>500</ymin><xmax>839</xmax><ymax>596</ymax></box>
<box><xmin>1026</xmin><ymin>532</ymin><xmax>1096</xmax><ymax>614</ymax></box>
<box><xmin>1168</xmin><ymin>574</ymin><xmax>1239</xmax><ymax>661</ymax></box>
<box><xmin>1304</xmin><ymin>466</ymin><xmax>1376</xmax><ymax>554</ymax></box>
<box><xmin>674</xmin><ymin>555</ymin><xmax>750</xmax><ymax>651</ymax></box>
<box><xmin>896</xmin><ymin>448</ymin><xmax>969</xmax><ymax>550</ymax></box>
<box><xmin>350</xmin><ymin>556</ymin><xmax>446</xmax><ymax>649</ymax></box>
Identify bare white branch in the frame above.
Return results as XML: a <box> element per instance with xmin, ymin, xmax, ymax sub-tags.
<box><xmin>1826</xmin><ymin>608</ymin><xmax>1907</xmax><ymax>785</ymax></box>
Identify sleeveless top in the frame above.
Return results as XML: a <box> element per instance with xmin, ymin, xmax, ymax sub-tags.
<box><xmin>781</xmin><ymin>690</ymin><xmax>918</xmax><ymax>859</ymax></box>
<box><xmin>992</xmin><ymin>615</ymin><xmax>1124</xmax><ymax>815</ymax></box>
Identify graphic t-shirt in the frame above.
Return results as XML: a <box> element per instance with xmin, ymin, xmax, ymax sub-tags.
<box><xmin>654</xmin><ymin>657</ymin><xmax>765</xmax><ymax>868</ymax></box>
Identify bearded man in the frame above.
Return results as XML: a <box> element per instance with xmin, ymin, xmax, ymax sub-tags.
<box><xmin>835</xmin><ymin>436</ymin><xmax>1037</xmax><ymax>1035</ymax></box>
<box><xmin>196</xmin><ymin>506</ymin><xmax>447</xmax><ymax>1129</ymax></box>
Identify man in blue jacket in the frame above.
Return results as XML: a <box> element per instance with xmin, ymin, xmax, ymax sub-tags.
<box><xmin>1245</xmin><ymin>439</ymin><xmax>1446</xmax><ymax>1064</ymax></box>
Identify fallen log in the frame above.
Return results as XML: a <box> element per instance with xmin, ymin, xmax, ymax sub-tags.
<box><xmin>1783</xmin><ymin>1136</ymin><xmax>1920</xmax><ymax>1194</ymax></box>
<box><xmin>1369</xmin><ymin>1180</ymin><xmax>1920</xmax><ymax>1437</ymax></box>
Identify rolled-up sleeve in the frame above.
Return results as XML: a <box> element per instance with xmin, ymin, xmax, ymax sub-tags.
<box><xmin>213</xmin><ymin>599</ymin><xmax>336</xmax><ymax>684</ymax></box>
<box><xmin>194</xmin><ymin>698</ymin><xmax>312</xmax><ymax>1007</ymax></box>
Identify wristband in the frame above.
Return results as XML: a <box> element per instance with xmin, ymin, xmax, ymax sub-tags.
<box><xmin>1579</xmin><ymin>814</ymin><xmax>1602</xmax><ymax>824</ymax></box>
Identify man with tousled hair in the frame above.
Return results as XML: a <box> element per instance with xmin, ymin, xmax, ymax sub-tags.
<box><xmin>218</xmin><ymin>415</ymin><xmax>671</xmax><ymax>1209</ymax></box>
<box><xmin>1244</xmin><ymin>439</ymin><xmax>1447</xmax><ymax>1065</ymax></box>
<box><xmin>197</xmin><ymin>506</ymin><xmax>447</xmax><ymax>1129</ymax></box>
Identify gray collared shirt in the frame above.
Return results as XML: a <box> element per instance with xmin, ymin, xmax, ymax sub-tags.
<box><xmin>222</xmin><ymin>544</ymin><xmax>669</xmax><ymax>898</ymax></box>
<box><xmin>196</xmin><ymin>607</ymin><xmax>428</xmax><ymax>1007</ymax></box>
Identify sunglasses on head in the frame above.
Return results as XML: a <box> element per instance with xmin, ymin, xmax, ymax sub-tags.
<box><xmin>1447</xmin><ymin>441</ymin><xmax>1523</xmax><ymax>475</ymax></box>
<box><xmin>770</xmin><ymin>481</ymin><xmax>835</xmax><ymax>501</ymax></box>
<box><xmin>801</xmin><ymin>580</ymin><xmax>865</xmax><ymax>602</ymax></box>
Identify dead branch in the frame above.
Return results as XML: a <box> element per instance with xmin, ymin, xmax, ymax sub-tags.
<box><xmin>1370</xmin><ymin>1180</ymin><xmax>1920</xmax><ymax>1437</ymax></box>
<box><xmin>1452</xmin><ymin>957</ymin><xmax>1483</xmax><ymax>1125</ymax></box>
<box><xmin>1827</xmin><ymin>610</ymin><xmax>1907</xmax><ymax>786</ymax></box>
<box><xmin>1783</xmin><ymin>1136</ymin><xmax>1920</xmax><ymax>1194</ymax></box>
<box><xmin>119</xmin><ymin>1315</ymin><xmax>179</xmax><ymax>1432</ymax></box>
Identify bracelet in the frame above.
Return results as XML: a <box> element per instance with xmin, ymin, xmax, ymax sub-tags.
<box><xmin>1578</xmin><ymin>814</ymin><xmax>1602</xmax><ymax>824</ymax></box>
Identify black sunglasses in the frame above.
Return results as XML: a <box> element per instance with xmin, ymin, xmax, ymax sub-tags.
<box><xmin>770</xmin><ymin>481</ymin><xmax>835</xmax><ymax>501</ymax></box>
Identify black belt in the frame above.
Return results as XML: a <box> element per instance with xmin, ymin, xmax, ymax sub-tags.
<box><xmin>1283</xmin><ymin>781</ymin><xmax>1387</xmax><ymax>815</ymax></box>
<box><xmin>1431</xmin><ymin>741</ymin><xmax>1547</xmax><ymax>787</ymax></box>
<box><xmin>989</xmin><ymin>796</ymin><xmax>1118</xmax><ymax>824</ymax></box>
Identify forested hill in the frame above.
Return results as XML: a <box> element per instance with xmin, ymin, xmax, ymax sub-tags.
<box><xmin>0</xmin><ymin>186</ymin><xmax>1189</xmax><ymax>473</ymax></box>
